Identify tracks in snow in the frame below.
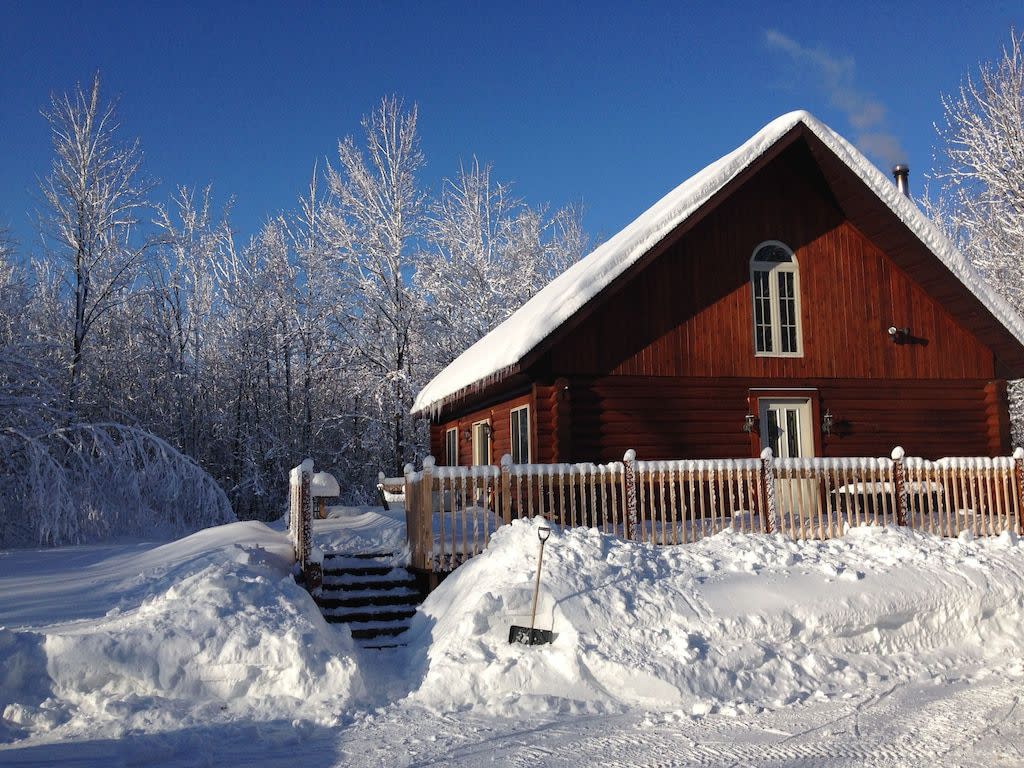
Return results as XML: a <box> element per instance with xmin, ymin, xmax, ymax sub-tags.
<box><xmin>333</xmin><ymin>666</ymin><xmax>1024</xmax><ymax>767</ymax></box>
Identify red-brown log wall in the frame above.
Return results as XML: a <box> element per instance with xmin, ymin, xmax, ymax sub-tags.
<box><xmin>431</xmin><ymin>386</ymin><xmax>558</xmax><ymax>466</ymax></box>
<box><xmin>544</xmin><ymin>142</ymin><xmax>995</xmax><ymax>381</ymax></box>
<box><xmin>567</xmin><ymin>375</ymin><xmax>1006</xmax><ymax>462</ymax></box>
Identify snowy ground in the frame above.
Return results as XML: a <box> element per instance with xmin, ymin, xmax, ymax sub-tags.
<box><xmin>3</xmin><ymin>509</ymin><xmax>1024</xmax><ymax>766</ymax></box>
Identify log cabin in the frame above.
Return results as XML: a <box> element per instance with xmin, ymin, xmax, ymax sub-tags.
<box><xmin>412</xmin><ymin>111</ymin><xmax>1024</xmax><ymax>468</ymax></box>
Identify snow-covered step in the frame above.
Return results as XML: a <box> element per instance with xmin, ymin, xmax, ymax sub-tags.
<box><xmin>316</xmin><ymin>589</ymin><xmax>419</xmax><ymax>609</ymax></box>
<box><xmin>315</xmin><ymin>550</ymin><xmax>424</xmax><ymax>648</ymax></box>
<box><xmin>321</xmin><ymin>606</ymin><xmax>417</xmax><ymax>624</ymax></box>
<box><xmin>321</xmin><ymin>567</ymin><xmax>415</xmax><ymax>588</ymax></box>
<box><xmin>344</xmin><ymin>617</ymin><xmax>413</xmax><ymax>639</ymax></box>
<box><xmin>322</xmin><ymin>551</ymin><xmax>409</xmax><ymax>569</ymax></box>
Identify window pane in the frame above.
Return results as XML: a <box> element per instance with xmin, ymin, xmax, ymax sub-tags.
<box><xmin>778</xmin><ymin>271</ymin><xmax>797</xmax><ymax>353</ymax></box>
<box><xmin>785</xmin><ymin>408</ymin><xmax>800</xmax><ymax>458</ymax></box>
<box><xmin>767</xmin><ymin>409</ymin><xmax>782</xmax><ymax>456</ymax></box>
<box><xmin>473</xmin><ymin>424</ymin><xmax>489</xmax><ymax>465</ymax></box>
<box><xmin>446</xmin><ymin>429</ymin><xmax>457</xmax><ymax>465</ymax></box>
<box><xmin>754</xmin><ymin>244</ymin><xmax>792</xmax><ymax>263</ymax></box>
<box><xmin>753</xmin><ymin>271</ymin><xmax>773</xmax><ymax>352</ymax></box>
<box><xmin>511</xmin><ymin>408</ymin><xmax>530</xmax><ymax>463</ymax></box>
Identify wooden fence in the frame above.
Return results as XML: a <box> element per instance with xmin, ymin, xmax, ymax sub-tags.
<box><xmin>403</xmin><ymin>447</ymin><xmax>1024</xmax><ymax>572</ymax></box>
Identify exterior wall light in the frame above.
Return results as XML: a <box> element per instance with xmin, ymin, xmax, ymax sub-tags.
<box><xmin>821</xmin><ymin>409</ymin><xmax>834</xmax><ymax>435</ymax></box>
<box><xmin>887</xmin><ymin>326</ymin><xmax>911</xmax><ymax>343</ymax></box>
<box><xmin>742</xmin><ymin>413</ymin><xmax>757</xmax><ymax>433</ymax></box>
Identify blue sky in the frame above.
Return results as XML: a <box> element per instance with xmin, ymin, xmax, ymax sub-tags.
<box><xmin>1</xmin><ymin>1</ymin><xmax>1020</xmax><ymax>253</ymax></box>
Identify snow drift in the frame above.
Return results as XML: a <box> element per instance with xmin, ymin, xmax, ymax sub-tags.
<box><xmin>406</xmin><ymin>518</ymin><xmax>1024</xmax><ymax>716</ymax></box>
<box><xmin>1</xmin><ymin>522</ymin><xmax>363</xmax><ymax>741</ymax></box>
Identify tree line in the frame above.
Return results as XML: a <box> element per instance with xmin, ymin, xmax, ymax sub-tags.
<box><xmin>0</xmin><ymin>80</ymin><xmax>585</xmax><ymax>544</ymax></box>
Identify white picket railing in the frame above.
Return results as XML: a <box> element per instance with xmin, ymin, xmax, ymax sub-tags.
<box><xmin>402</xmin><ymin>447</ymin><xmax>1024</xmax><ymax>572</ymax></box>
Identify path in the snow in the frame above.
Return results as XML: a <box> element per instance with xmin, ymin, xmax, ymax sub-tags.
<box><xmin>331</xmin><ymin>668</ymin><xmax>1024</xmax><ymax>767</ymax></box>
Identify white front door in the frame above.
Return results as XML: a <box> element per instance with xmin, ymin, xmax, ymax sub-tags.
<box><xmin>759</xmin><ymin>398</ymin><xmax>818</xmax><ymax>533</ymax></box>
<box><xmin>758</xmin><ymin>398</ymin><xmax>814</xmax><ymax>459</ymax></box>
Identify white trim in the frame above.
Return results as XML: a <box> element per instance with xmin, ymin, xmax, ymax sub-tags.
<box><xmin>748</xmin><ymin>387</ymin><xmax>818</xmax><ymax>392</ymax></box>
<box><xmin>471</xmin><ymin>420</ymin><xmax>491</xmax><ymax>466</ymax></box>
<box><xmin>444</xmin><ymin>426</ymin><xmax>458</xmax><ymax>466</ymax></box>
<box><xmin>509</xmin><ymin>405</ymin><xmax>531</xmax><ymax>464</ymax></box>
<box><xmin>750</xmin><ymin>241</ymin><xmax>803</xmax><ymax>357</ymax></box>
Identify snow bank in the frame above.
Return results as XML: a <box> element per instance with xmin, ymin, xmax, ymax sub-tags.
<box><xmin>406</xmin><ymin>518</ymin><xmax>1024</xmax><ymax>716</ymax></box>
<box><xmin>1</xmin><ymin>522</ymin><xmax>363</xmax><ymax>741</ymax></box>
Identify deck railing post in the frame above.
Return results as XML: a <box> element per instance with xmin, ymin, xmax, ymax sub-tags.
<box><xmin>624</xmin><ymin>449</ymin><xmax>639</xmax><ymax>542</ymax></box>
<box><xmin>403</xmin><ymin>462</ymin><xmax>419</xmax><ymax>569</ymax></box>
<box><xmin>891</xmin><ymin>446</ymin><xmax>908</xmax><ymax>528</ymax></box>
<box><xmin>420</xmin><ymin>456</ymin><xmax>436</xmax><ymax>571</ymax></box>
<box><xmin>760</xmin><ymin>448</ymin><xmax>777</xmax><ymax>534</ymax></box>
<box><xmin>293</xmin><ymin>458</ymin><xmax>320</xmax><ymax>591</ymax></box>
<box><xmin>500</xmin><ymin>454</ymin><xmax>513</xmax><ymax>525</ymax></box>
<box><xmin>1014</xmin><ymin>448</ymin><xmax>1024</xmax><ymax>535</ymax></box>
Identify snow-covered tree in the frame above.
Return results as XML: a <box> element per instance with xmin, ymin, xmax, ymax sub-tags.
<box><xmin>144</xmin><ymin>186</ymin><xmax>230</xmax><ymax>455</ymax></box>
<box><xmin>38</xmin><ymin>73</ymin><xmax>154</xmax><ymax>414</ymax></box>
<box><xmin>416</xmin><ymin>159</ymin><xmax>587</xmax><ymax>370</ymax></box>
<box><xmin>930</xmin><ymin>30</ymin><xmax>1024</xmax><ymax>441</ymax></box>
<box><xmin>325</xmin><ymin>96</ymin><xmax>425</xmax><ymax>474</ymax></box>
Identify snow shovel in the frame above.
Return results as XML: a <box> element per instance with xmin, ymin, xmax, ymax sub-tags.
<box><xmin>508</xmin><ymin>526</ymin><xmax>554</xmax><ymax>646</ymax></box>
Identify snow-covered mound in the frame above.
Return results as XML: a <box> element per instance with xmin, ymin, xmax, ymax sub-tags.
<box><xmin>1</xmin><ymin>522</ymin><xmax>363</xmax><ymax>741</ymax></box>
<box><xmin>406</xmin><ymin>518</ymin><xmax>1024</xmax><ymax>716</ymax></box>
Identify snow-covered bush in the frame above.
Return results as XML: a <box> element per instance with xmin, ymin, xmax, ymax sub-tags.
<box><xmin>0</xmin><ymin>333</ymin><xmax>234</xmax><ymax>547</ymax></box>
<box><xmin>0</xmin><ymin>421</ymin><xmax>234</xmax><ymax>547</ymax></box>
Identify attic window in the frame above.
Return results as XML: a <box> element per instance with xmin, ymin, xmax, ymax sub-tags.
<box><xmin>751</xmin><ymin>241</ymin><xmax>802</xmax><ymax>356</ymax></box>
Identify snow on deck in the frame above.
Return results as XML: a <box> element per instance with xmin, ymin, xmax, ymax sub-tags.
<box><xmin>412</xmin><ymin>109</ymin><xmax>1024</xmax><ymax>415</ymax></box>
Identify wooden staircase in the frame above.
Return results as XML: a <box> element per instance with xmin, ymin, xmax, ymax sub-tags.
<box><xmin>315</xmin><ymin>552</ymin><xmax>423</xmax><ymax>649</ymax></box>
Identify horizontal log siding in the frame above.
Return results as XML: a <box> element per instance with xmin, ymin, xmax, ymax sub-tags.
<box><xmin>545</xmin><ymin>142</ymin><xmax>995</xmax><ymax>381</ymax></box>
<box><xmin>568</xmin><ymin>376</ymin><xmax>1004</xmax><ymax>462</ymax></box>
<box><xmin>431</xmin><ymin>387</ymin><xmax>557</xmax><ymax>466</ymax></box>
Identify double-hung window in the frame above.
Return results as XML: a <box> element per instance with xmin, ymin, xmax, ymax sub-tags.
<box><xmin>751</xmin><ymin>241</ymin><xmax>802</xmax><ymax>356</ymax></box>
<box><xmin>509</xmin><ymin>406</ymin><xmax>530</xmax><ymax>464</ymax></box>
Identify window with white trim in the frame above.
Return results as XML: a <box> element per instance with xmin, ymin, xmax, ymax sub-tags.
<box><xmin>445</xmin><ymin>427</ymin><xmax>458</xmax><ymax>466</ymax></box>
<box><xmin>751</xmin><ymin>241</ymin><xmax>802</xmax><ymax>356</ymax></box>
<box><xmin>509</xmin><ymin>405</ymin><xmax>530</xmax><ymax>464</ymax></box>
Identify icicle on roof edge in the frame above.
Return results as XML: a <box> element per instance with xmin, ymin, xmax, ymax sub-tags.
<box><xmin>412</xmin><ymin>109</ymin><xmax>1024</xmax><ymax>416</ymax></box>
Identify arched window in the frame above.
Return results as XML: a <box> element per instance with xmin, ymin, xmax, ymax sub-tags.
<box><xmin>751</xmin><ymin>241</ymin><xmax>802</xmax><ymax>356</ymax></box>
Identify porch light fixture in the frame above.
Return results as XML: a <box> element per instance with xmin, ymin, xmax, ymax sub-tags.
<box><xmin>821</xmin><ymin>409</ymin><xmax>834</xmax><ymax>435</ymax></box>
<box><xmin>742</xmin><ymin>413</ymin><xmax>757</xmax><ymax>433</ymax></box>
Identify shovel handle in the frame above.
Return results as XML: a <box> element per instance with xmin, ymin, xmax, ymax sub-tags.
<box><xmin>528</xmin><ymin>531</ymin><xmax>549</xmax><ymax>633</ymax></box>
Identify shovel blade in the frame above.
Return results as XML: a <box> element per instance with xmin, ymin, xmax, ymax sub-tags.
<box><xmin>508</xmin><ymin>625</ymin><xmax>554</xmax><ymax>645</ymax></box>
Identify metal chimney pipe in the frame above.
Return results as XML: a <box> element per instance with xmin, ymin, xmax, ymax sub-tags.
<box><xmin>892</xmin><ymin>164</ymin><xmax>910</xmax><ymax>197</ymax></box>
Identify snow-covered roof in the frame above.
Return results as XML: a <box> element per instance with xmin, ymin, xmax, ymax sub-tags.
<box><xmin>412</xmin><ymin>110</ymin><xmax>1024</xmax><ymax>416</ymax></box>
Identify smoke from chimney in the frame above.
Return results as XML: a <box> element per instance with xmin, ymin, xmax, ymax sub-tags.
<box><xmin>892</xmin><ymin>164</ymin><xmax>910</xmax><ymax>197</ymax></box>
